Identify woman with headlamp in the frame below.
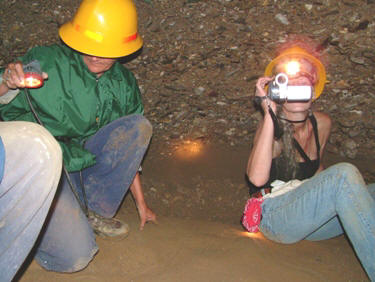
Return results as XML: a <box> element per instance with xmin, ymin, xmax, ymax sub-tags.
<box><xmin>244</xmin><ymin>45</ymin><xmax>375</xmax><ymax>280</ymax></box>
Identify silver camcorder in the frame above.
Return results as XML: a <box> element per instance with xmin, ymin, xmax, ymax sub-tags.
<box><xmin>267</xmin><ymin>73</ymin><xmax>312</xmax><ymax>103</ymax></box>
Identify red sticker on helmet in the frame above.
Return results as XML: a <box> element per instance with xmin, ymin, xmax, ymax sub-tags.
<box><xmin>123</xmin><ymin>33</ymin><xmax>137</xmax><ymax>43</ymax></box>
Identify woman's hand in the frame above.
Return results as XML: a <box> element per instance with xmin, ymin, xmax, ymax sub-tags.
<box><xmin>255</xmin><ymin>76</ymin><xmax>277</xmax><ymax>113</ymax></box>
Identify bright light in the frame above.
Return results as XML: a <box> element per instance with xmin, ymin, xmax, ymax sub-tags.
<box><xmin>24</xmin><ymin>73</ymin><xmax>43</xmax><ymax>88</ymax></box>
<box><xmin>236</xmin><ymin>230</ymin><xmax>266</xmax><ymax>240</ymax></box>
<box><xmin>284</xmin><ymin>60</ymin><xmax>300</xmax><ymax>76</ymax></box>
<box><xmin>174</xmin><ymin>139</ymin><xmax>204</xmax><ymax>159</ymax></box>
<box><xmin>98</xmin><ymin>14</ymin><xmax>104</xmax><ymax>24</ymax></box>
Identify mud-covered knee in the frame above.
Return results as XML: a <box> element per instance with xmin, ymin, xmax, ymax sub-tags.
<box><xmin>334</xmin><ymin>162</ymin><xmax>359</xmax><ymax>175</ymax></box>
<box><xmin>10</xmin><ymin>122</ymin><xmax>62</xmax><ymax>169</ymax></box>
<box><xmin>333</xmin><ymin>162</ymin><xmax>364</xmax><ymax>184</ymax></box>
<box><xmin>30</xmin><ymin>124</ymin><xmax>63</xmax><ymax>168</ymax></box>
<box><xmin>135</xmin><ymin>116</ymin><xmax>153</xmax><ymax>144</ymax></box>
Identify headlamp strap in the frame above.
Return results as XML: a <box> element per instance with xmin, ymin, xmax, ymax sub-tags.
<box><xmin>268</xmin><ymin>105</ymin><xmax>283</xmax><ymax>140</ymax></box>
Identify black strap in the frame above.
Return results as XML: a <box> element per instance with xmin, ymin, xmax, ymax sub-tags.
<box><xmin>254</xmin><ymin>96</ymin><xmax>283</xmax><ymax>140</ymax></box>
<box><xmin>293</xmin><ymin>138</ymin><xmax>312</xmax><ymax>163</ymax></box>
<box><xmin>309</xmin><ymin>114</ymin><xmax>321</xmax><ymax>155</ymax></box>
<box><xmin>268</xmin><ymin>106</ymin><xmax>283</xmax><ymax>140</ymax></box>
<box><xmin>24</xmin><ymin>88</ymin><xmax>89</xmax><ymax>216</ymax></box>
<box><xmin>292</xmin><ymin>114</ymin><xmax>320</xmax><ymax>163</ymax></box>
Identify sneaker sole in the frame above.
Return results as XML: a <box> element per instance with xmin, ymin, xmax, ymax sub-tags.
<box><xmin>94</xmin><ymin>228</ymin><xmax>130</xmax><ymax>241</ymax></box>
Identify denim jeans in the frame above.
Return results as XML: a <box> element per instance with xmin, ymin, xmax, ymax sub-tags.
<box><xmin>35</xmin><ymin>114</ymin><xmax>152</xmax><ymax>272</ymax></box>
<box><xmin>0</xmin><ymin>122</ymin><xmax>62</xmax><ymax>282</ymax></box>
<box><xmin>259</xmin><ymin>163</ymin><xmax>375</xmax><ymax>280</ymax></box>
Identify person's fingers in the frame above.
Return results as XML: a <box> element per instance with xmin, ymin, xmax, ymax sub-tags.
<box><xmin>255</xmin><ymin>76</ymin><xmax>275</xmax><ymax>98</ymax></box>
<box><xmin>139</xmin><ymin>210</ymin><xmax>157</xmax><ymax>231</ymax></box>
<box><xmin>2</xmin><ymin>68</ymin><xmax>16</xmax><ymax>89</ymax></box>
<box><xmin>257</xmin><ymin>77</ymin><xmax>273</xmax><ymax>88</ymax></box>
<box><xmin>139</xmin><ymin>219</ymin><xmax>146</xmax><ymax>231</ymax></box>
<box><xmin>5</xmin><ymin>62</ymin><xmax>25</xmax><ymax>88</ymax></box>
<box><xmin>147</xmin><ymin>214</ymin><xmax>157</xmax><ymax>224</ymax></box>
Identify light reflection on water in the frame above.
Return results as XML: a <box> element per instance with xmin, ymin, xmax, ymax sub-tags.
<box><xmin>236</xmin><ymin>230</ymin><xmax>266</xmax><ymax>240</ymax></box>
<box><xmin>174</xmin><ymin>139</ymin><xmax>205</xmax><ymax>159</ymax></box>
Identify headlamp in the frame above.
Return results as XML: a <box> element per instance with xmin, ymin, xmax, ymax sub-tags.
<box><xmin>284</xmin><ymin>60</ymin><xmax>300</xmax><ymax>76</ymax></box>
<box><xmin>282</xmin><ymin>59</ymin><xmax>315</xmax><ymax>85</ymax></box>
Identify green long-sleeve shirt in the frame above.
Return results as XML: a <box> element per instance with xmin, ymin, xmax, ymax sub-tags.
<box><xmin>0</xmin><ymin>44</ymin><xmax>144</xmax><ymax>172</ymax></box>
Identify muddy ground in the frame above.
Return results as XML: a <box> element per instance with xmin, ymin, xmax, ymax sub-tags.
<box><xmin>13</xmin><ymin>143</ymin><xmax>373</xmax><ymax>282</ymax></box>
<box><xmin>17</xmin><ymin>144</ymin><xmax>371</xmax><ymax>281</ymax></box>
<box><xmin>1</xmin><ymin>0</ymin><xmax>375</xmax><ymax>281</ymax></box>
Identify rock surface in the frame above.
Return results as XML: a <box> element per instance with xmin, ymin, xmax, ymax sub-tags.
<box><xmin>1</xmin><ymin>0</ymin><xmax>374</xmax><ymax>183</ymax></box>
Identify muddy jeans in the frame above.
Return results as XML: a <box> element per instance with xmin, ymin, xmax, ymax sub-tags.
<box><xmin>259</xmin><ymin>163</ymin><xmax>375</xmax><ymax>280</ymax></box>
<box><xmin>0</xmin><ymin>122</ymin><xmax>62</xmax><ymax>282</ymax></box>
<box><xmin>35</xmin><ymin>114</ymin><xmax>152</xmax><ymax>272</ymax></box>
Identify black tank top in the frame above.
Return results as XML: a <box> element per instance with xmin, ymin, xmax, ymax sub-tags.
<box><xmin>248</xmin><ymin>114</ymin><xmax>320</xmax><ymax>193</ymax></box>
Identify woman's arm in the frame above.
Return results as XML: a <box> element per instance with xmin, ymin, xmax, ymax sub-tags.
<box><xmin>246</xmin><ymin>77</ymin><xmax>278</xmax><ymax>187</ymax></box>
<box><xmin>247</xmin><ymin>113</ymin><xmax>277</xmax><ymax>186</ymax></box>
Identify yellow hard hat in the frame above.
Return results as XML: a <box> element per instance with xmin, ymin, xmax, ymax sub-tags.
<box><xmin>264</xmin><ymin>46</ymin><xmax>326</xmax><ymax>99</ymax></box>
<box><xmin>59</xmin><ymin>0</ymin><xmax>143</xmax><ymax>58</ymax></box>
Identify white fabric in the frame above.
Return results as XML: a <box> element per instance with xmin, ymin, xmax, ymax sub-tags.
<box><xmin>264</xmin><ymin>179</ymin><xmax>306</xmax><ymax>199</ymax></box>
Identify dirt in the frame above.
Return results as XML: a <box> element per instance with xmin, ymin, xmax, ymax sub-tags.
<box><xmin>18</xmin><ymin>216</ymin><xmax>369</xmax><ymax>282</ymax></box>
<box><xmin>14</xmin><ymin>143</ymin><xmax>371</xmax><ymax>282</ymax></box>
<box><xmin>1</xmin><ymin>0</ymin><xmax>374</xmax><ymax>281</ymax></box>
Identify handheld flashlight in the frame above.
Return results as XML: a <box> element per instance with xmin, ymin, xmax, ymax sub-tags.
<box><xmin>22</xmin><ymin>60</ymin><xmax>44</xmax><ymax>88</ymax></box>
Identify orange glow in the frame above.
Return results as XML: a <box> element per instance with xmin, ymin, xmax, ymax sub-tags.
<box><xmin>284</xmin><ymin>60</ymin><xmax>300</xmax><ymax>76</ymax></box>
<box><xmin>237</xmin><ymin>230</ymin><xmax>265</xmax><ymax>240</ymax></box>
<box><xmin>174</xmin><ymin>139</ymin><xmax>204</xmax><ymax>159</ymax></box>
<box><xmin>24</xmin><ymin>73</ymin><xmax>43</xmax><ymax>88</ymax></box>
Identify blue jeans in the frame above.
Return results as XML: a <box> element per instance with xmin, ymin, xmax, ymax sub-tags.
<box><xmin>0</xmin><ymin>122</ymin><xmax>62</xmax><ymax>282</ymax></box>
<box><xmin>35</xmin><ymin>115</ymin><xmax>152</xmax><ymax>272</ymax></box>
<box><xmin>259</xmin><ymin>163</ymin><xmax>375</xmax><ymax>280</ymax></box>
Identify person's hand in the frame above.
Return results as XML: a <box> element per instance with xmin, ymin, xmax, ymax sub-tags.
<box><xmin>2</xmin><ymin>62</ymin><xmax>26</xmax><ymax>89</ymax></box>
<box><xmin>137</xmin><ymin>204</ymin><xmax>157</xmax><ymax>231</ymax></box>
<box><xmin>255</xmin><ymin>76</ymin><xmax>276</xmax><ymax>113</ymax></box>
<box><xmin>2</xmin><ymin>61</ymin><xmax>48</xmax><ymax>90</ymax></box>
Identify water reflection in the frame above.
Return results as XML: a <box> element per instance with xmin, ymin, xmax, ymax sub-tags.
<box><xmin>174</xmin><ymin>139</ymin><xmax>204</xmax><ymax>159</ymax></box>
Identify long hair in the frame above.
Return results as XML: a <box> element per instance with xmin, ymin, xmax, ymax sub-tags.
<box><xmin>276</xmin><ymin>106</ymin><xmax>298</xmax><ymax>179</ymax></box>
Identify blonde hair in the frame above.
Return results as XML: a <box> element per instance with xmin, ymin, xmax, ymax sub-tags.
<box><xmin>276</xmin><ymin>106</ymin><xmax>298</xmax><ymax>179</ymax></box>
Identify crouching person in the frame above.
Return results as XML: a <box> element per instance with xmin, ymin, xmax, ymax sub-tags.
<box><xmin>0</xmin><ymin>0</ymin><xmax>156</xmax><ymax>275</ymax></box>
